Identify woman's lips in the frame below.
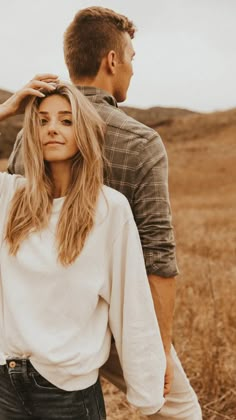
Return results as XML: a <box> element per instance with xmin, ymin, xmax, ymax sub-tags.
<box><xmin>44</xmin><ymin>141</ymin><xmax>64</xmax><ymax>145</ymax></box>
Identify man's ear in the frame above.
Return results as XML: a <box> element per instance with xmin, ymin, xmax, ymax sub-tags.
<box><xmin>107</xmin><ymin>50</ymin><xmax>117</xmax><ymax>75</ymax></box>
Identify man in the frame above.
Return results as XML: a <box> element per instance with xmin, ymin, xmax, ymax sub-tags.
<box><xmin>8</xmin><ymin>6</ymin><xmax>202</xmax><ymax>419</ymax></box>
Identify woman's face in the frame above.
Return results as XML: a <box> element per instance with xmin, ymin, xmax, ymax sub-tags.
<box><xmin>38</xmin><ymin>94</ymin><xmax>79</xmax><ymax>163</ymax></box>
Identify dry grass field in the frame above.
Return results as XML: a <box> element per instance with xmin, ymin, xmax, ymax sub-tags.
<box><xmin>0</xmin><ymin>159</ymin><xmax>7</xmax><ymax>171</ymax></box>
<box><xmin>102</xmin><ymin>119</ymin><xmax>236</xmax><ymax>419</ymax></box>
<box><xmin>103</xmin><ymin>113</ymin><xmax>236</xmax><ymax>419</ymax></box>
<box><xmin>0</xmin><ymin>107</ymin><xmax>235</xmax><ymax>419</ymax></box>
<box><xmin>165</xmin><ymin>124</ymin><xmax>236</xmax><ymax>420</ymax></box>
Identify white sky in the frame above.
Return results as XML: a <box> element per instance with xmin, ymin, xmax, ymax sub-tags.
<box><xmin>0</xmin><ymin>0</ymin><xmax>235</xmax><ymax>112</ymax></box>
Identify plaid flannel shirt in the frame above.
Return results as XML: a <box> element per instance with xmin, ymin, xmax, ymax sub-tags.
<box><xmin>8</xmin><ymin>87</ymin><xmax>178</xmax><ymax>277</ymax></box>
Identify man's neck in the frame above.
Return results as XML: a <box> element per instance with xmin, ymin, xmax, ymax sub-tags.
<box><xmin>72</xmin><ymin>76</ymin><xmax>114</xmax><ymax>97</ymax></box>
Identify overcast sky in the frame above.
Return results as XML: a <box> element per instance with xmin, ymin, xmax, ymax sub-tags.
<box><xmin>0</xmin><ymin>0</ymin><xmax>235</xmax><ymax>112</ymax></box>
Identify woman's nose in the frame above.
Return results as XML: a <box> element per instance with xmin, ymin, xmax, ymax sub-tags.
<box><xmin>48</xmin><ymin>120</ymin><xmax>58</xmax><ymax>134</ymax></box>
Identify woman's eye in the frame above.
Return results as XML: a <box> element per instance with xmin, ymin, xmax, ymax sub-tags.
<box><xmin>39</xmin><ymin>119</ymin><xmax>48</xmax><ymax>126</ymax></box>
<box><xmin>62</xmin><ymin>119</ymin><xmax>72</xmax><ymax>125</ymax></box>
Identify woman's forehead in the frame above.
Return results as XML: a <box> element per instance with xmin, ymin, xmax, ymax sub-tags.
<box><xmin>38</xmin><ymin>94</ymin><xmax>71</xmax><ymax>113</ymax></box>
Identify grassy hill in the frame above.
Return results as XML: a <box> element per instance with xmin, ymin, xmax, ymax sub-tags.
<box><xmin>0</xmin><ymin>89</ymin><xmax>24</xmax><ymax>159</ymax></box>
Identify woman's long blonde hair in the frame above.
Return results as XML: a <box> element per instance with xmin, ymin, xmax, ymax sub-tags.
<box><xmin>5</xmin><ymin>82</ymin><xmax>105</xmax><ymax>265</ymax></box>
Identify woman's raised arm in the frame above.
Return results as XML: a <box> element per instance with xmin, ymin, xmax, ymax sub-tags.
<box><xmin>0</xmin><ymin>74</ymin><xmax>58</xmax><ymax>122</ymax></box>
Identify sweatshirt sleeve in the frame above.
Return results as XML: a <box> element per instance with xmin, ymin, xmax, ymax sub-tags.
<box><xmin>108</xmin><ymin>215</ymin><xmax>166</xmax><ymax>415</ymax></box>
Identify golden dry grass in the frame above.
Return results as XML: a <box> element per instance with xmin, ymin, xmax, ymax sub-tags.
<box><xmin>166</xmin><ymin>127</ymin><xmax>236</xmax><ymax>420</ymax></box>
<box><xmin>0</xmin><ymin>159</ymin><xmax>7</xmax><ymax>171</ymax></box>
<box><xmin>0</xmin><ymin>121</ymin><xmax>235</xmax><ymax>419</ymax></box>
<box><xmin>102</xmin><ymin>125</ymin><xmax>236</xmax><ymax>419</ymax></box>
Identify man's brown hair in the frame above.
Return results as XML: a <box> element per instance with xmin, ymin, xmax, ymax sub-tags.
<box><xmin>63</xmin><ymin>6</ymin><xmax>136</xmax><ymax>81</ymax></box>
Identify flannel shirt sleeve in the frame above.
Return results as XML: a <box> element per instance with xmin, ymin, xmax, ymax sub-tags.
<box><xmin>7</xmin><ymin>129</ymin><xmax>24</xmax><ymax>175</ymax></box>
<box><xmin>133</xmin><ymin>133</ymin><xmax>179</xmax><ymax>278</ymax></box>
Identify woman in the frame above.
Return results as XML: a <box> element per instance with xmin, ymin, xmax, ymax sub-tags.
<box><xmin>0</xmin><ymin>75</ymin><xmax>166</xmax><ymax>419</ymax></box>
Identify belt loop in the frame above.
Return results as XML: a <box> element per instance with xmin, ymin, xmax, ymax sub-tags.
<box><xmin>22</xmin><ymin>358</ymin><xmax>30</xmax><ymax>381</ymax></box>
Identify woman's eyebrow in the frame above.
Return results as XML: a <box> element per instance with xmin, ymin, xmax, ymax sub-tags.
<box><xmin>38</xmin><ymin>111</ymin><xmax>72</xmax><ymax>115</ymax></box>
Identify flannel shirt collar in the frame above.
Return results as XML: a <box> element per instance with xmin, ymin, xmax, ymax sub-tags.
<box><xmin>76</xmin><ymin>86</ymin><xmax>118</xmax><ymax>108</ymax></box>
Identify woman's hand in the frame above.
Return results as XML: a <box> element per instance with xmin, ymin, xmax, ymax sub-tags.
<box><xmin>0</xmin><ymin>74</ymin><xmax>58</xmax><ymax>121</ymax></box>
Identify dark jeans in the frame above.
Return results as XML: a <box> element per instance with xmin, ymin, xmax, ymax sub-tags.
<box><xmin>0</xmin><ymin>358</ymin><xmax>106</xmax><ymax>419</ymax></box>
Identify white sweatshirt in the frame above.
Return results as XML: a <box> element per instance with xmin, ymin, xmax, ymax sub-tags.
<box><xmin>0</xmin><ymin>172</ymin><xmax>166</xmax><ymax>415</ymax></box>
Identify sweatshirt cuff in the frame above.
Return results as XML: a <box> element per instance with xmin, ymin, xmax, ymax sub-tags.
<box><xmin>139</xmin><ymin>397</ymin><xmax>165</xmax><ymax>415</ymax></box>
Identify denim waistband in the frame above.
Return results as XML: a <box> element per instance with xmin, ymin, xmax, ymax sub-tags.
<box><xmin>0</xmin><ymin>358</ymin><xmax>38</xmax><ymax>375</ymax></box>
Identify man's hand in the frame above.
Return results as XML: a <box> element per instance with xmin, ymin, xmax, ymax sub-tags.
<box><xmin>148</xmin><ymin>275</ymin><xmax>176</xmax><ymax>395</ymax></box>
<box><xmin>164</xmin><ymin>352</ymin><xmax>174</xmax><ymax>396</ymax></box>
<box><xmin>0</xmin><ymin>74</ymin><xmax>58</xmax><ymax>121</ymax></box>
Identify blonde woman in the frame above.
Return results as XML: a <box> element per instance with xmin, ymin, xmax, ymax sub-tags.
<box><xmin>0</xmin><ymin>75</ymin><xmax>166</xmax><ymax>419</ymax></box>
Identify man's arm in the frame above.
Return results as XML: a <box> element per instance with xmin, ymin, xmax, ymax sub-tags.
<box><xmin>7</xmin><ymin>130</ymin><xmax>24</xmax><ymax>175</ymax></box>
<box><xmin>133</xmin><ymin>132</ymin><xmax>179</xmax><ymax>395</ymax></box>
<box><xmin>148</xmin><ymin>274</ymin><xmax>176</xmax><ymax>396</ymax></box>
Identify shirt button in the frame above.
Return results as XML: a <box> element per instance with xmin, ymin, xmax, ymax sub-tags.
<box><xmin>9</xmin><ymin>361</ymin><xmax>16</xmax><ymax>368</ymax></box>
